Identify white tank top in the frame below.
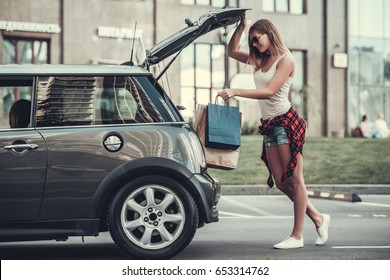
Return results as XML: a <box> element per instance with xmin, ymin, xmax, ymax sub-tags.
<box><xmin>253</xmin><ymin>54</ymin><xmax>293</xmax><ymax>120</ymax></box>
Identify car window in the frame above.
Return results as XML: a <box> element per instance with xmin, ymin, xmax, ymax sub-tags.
<box><xmin>136</xmin><ymin>76</ymin><xmax>182</xmax><ymax>122</ymax></box>
<box><xmin>0</xmin><ymin>78</ymin><xmax>33</xmax><ymax>129</ymax></box>
<box><xmin>35</xmin><ymin>76</ymin><xmax>170</xmax><ymax>127</ymax></box>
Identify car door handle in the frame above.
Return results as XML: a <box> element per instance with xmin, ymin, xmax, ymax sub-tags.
<box><xmin>4</xmin><ymin>144</ymin><xmax>39</xmax><ymax>150</ymax></box>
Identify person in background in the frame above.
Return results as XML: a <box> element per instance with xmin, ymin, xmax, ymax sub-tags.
<box><xmin>374</xmin><ymin>112</ymin><xmax>390</xmax><ymax>139</ymax></box>
<box><xmin>9</xmin><ymin>99</ymin><xmax>31</xmax><ymax>128</ymax></box>
<box><xmin>218</xmin><ymin>14</ymin><xmax>330</xmax><ymax>249</ymax></box>
<box><xmin>359</xmin><ymin>114</ymin><xmax>376</xmax><ymax>138</ymax></box>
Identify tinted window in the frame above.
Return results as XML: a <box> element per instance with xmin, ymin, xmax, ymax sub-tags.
<box><xmin>35</xmin><ymin>76</ymin><xmax>175</xmax><ymax>127</ymax></box>
<box><xmin>136</xmin><ymin>76</ymin><xmax>182</xmax><ymax>122</ymax></box>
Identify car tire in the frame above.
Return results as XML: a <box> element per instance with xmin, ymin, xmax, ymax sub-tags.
<box><xmin>107</xmin><ymin>175</ymin><xmax>199</xmax><ymax>259</ymax></box>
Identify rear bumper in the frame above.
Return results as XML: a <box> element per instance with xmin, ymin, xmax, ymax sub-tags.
<box><xmin>192</xmin><ymin>172</ymin><xmax>221</xmax><ymax>223</ymax></box>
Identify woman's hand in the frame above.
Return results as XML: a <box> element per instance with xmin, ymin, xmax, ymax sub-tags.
<box><xmin>218</xmin><ymin>89</ymin><xmax>237</xmax><ymax>100</ymax></box>
<box><xmin>239</xmin><ymin>12</ymin><xmax>247</xmax><ymax>28</ymax></box>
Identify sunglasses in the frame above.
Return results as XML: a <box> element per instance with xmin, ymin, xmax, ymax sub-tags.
<box><xmin>249</xmin><ymin>33</ymin><xmax>266</xmax><ymax>45</ymax></box>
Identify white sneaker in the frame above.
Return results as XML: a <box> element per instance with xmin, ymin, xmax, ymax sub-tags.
<box><xmin>273</xmin><ymin>236</ymin><xmax>304</xmax><ymax>249</ymax></box>
<box><xmin>316</xmin><ymin>214</ymin><xmax>331</xmax><ymax>245</ymax></box>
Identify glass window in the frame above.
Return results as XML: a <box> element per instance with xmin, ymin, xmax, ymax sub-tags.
<box><xmin>180</xmin><ymin>87</ymin><xmax>195</xmax><ymax>119</ymax></box>
<box><xmin>360</xmin><ymin>0</ymin><xmax>383</xmax><ymax>38</ymax></box>
<box><xmin>349</xmin><ymin>51</ymin><xmax>360</xmax><ymax>85</ymax></box>
<box><xmin>349</xmin><ymin>86</ymin><xmax>361</xmax><ymax>127</ymax></box>
<box><xmin>385</xmin><ymin>88</ymin><xmax>390</xmax><ymax>120</ymax></box>
<box><xmin>348</xmin><ymin>0</ymin><xmax>360</xmax><ymax>37</ymax></box>
<box><xmin>385</xmin><ymin>52</ymin><xmax>390</xmax><ymax>86</ymax></box>
<box><xmin>197</xmin><ymin>88</ymin><xmax>211</xmax><ymax>105</ymax></box>
<box><xmin>180</xmin><ymin>0</ymin><xmax>237</xmax><ymax>7</ymax></box>
<box><xmin>385</xmin><ymin>2</ymin><xmax>390</xmax><ymax>38</ymax></box>
<box><xmin>2</xmin><ymin>38</ymin><xmax>49</xmax><ymax>64</ymax></box>
<box><xmin>35</xmin><ymin>76</ymin><xmax>176</xmax><ymax>127</ymax></box>
<box><xmin>180</xmin><ymin>43</ymin><xmax>226</xmax><ymax>119</ymax></box>
<box><xmin>18</xmin><ymin>41</ymin><xmax>33</xmax><ymax>64</ymax></box>
<box><xmin>359</xmin><ymin>52</ymin><xmax>383</xmax><ymax>86</ymax></box>
<box><xmin>350</xmin><ymin>0</ymin><xmax>389</xmax><ymax>38</ymax></box>
<box><xmin>137</xmin><ymin>76</ymin><xmax>181</xmax><ymax>121</ymax></box>
<box><xmin>180</xmin><ymin>0</ymin><xmax>194</xmax><ymax>4</ymax></box>
<box><xmin>195</xmin><ymin>44</ymin><xmax>211</xmax><ymax>88</ymax></box>
<box><xmin>34</xmin><ymin>41</ymin><xmax>49</xmax><ymax>64</ymax></box>
<box><xmin>275</xmin><ymin>0</ymin><xmax>288</xmax><ymax>13</ymax></box>
<box><xmin>290</xmin><ymin>0</ymin><xmax>304</xmax><ymax>14</ymax></box>
<box><xmin>211</xmin><ymin>45</ymin><xmax>225</xmax><ymax>88</ymax></box>
<box><xmin>350</xmin><ymin>87</ymin><xmax>388</xmax><ymax>128</ymax></box>
<box><xmin>262</xmin><ymin>0</ymin><xmax>275</xmax><ymax>12</ymax></box>
<box><xmin>196</xmin><ymin>0</ymin><xmax>209</xmax><ymax>5</ymax></box>
<box><xmin>348</xmin><ymin>0</ymin><xmax>390</xmax><ymax>129</ymax></box>
<box><xmin>0</xmin><ymin>78</ymin><xmax>33</xmax><ymax>129</ymax></box>
<box><xmin>211</xmin><ymin>0</ymin><xmax>226</xmax><ymax>8</ymax></box>
<box><xmin>290</xmin><ymin>50</ymin><xmax>307</xmax><ymax>120</ymax></box>
<box><xmin>2</xmin><ymin>40</ymin><xmax>15</xmax><ymax>65</ymax></box>
<box><xmin>359</xmin><ymin>87</ymin><xmax>385</xmax><ymax>121</ymax></box>
<box><xmin>263</xmin><ymin>0</ymin><xmax>306</xmax><ymax>14</ymax></box>
<box><xmin>181</xmin><ymin>45</ymin><xmax>195</xmax><ymax>87</ymax></box>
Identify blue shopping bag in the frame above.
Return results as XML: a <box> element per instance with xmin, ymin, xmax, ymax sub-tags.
<box><xmin>206</xmin><ymin>102</ymin><xmax>241</xmax><ymax>150</ymax></box>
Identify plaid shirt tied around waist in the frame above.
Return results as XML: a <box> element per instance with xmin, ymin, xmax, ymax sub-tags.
<box><xmin>258</xmin><ymin>107</ymin><xmax>306</xmax><ymax>188</ymax></box>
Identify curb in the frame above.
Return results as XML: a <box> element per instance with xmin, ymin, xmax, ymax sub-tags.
<box><xmin>306</xmin><ymin>189</ymin><xmax>361</xmax><ymax>202</ymax></box>
<box><xmin>221</xmin><ymin>184</ymin><xmax>390</xmax><ymax>202</ymax></box>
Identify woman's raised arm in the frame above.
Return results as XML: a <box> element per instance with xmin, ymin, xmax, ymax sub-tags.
<box><xmin>227</xmin><ymin>14</ymin><xmax>250</xmax><ymax>64</ymax></box>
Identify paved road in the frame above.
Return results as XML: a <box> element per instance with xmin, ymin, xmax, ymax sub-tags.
<box><xmin>176</xmin><ymin>195</ymin><xmax>390</xmax><ymax>260</ymax></box>
<box><xmin>1</xmin><ymin>195</ymin><xmax>389</xmax><ymax>260</ymax></box>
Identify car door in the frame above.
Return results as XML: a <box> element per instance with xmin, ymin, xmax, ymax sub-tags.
<box><xmin>0</xmin><ymin>77</ymin><xmax>47</xmax><ymax>222</ymax></box>
<box><xmin>0</xmin><ymin>131</ymin><xmax>47</xmax><ymax>222</ymax></box>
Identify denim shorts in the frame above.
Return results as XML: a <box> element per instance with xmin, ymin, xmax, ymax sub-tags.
<box><xmin>263</xmin><ymin>126</ymin><xmax>289</xmax><ymax>147</ymax></box>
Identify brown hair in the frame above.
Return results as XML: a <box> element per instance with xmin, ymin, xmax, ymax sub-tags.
<box><xmin>248</xmin><ymin>19</ymin><xmax>288</xmax><ymax>70</ymax></box>
<box><xmin>9</xmin><ymin>99</ymin><xmax>31</xmax><ymax>128</ymax></box>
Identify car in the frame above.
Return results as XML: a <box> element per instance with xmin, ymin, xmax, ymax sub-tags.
<box><xmin>0</xmin><ymin>8</ymin><xmax>247</xmax><ymax>259</ymax></box>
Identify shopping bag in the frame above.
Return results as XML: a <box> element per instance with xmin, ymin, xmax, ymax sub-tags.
<box><xmin>205</xmin><ymin>100</ymin><xmax>241</xmax><ymax>150</ymax></box>
<box><xmin>194</xmin><ymin>104</ymin><xmax>240</xmax><ymax>170</ymax></box>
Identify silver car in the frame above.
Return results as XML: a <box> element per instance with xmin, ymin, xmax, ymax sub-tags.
<box><xmin>0</xmin><ymin>8</ymin><xmax>246</xmax><ymax>259</ymax></box>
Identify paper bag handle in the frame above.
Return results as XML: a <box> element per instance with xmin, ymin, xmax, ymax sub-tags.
<box><xmin>215</xmin><ymin>95</ymin><xmax>229</xmax><ymax>106</ymax></box>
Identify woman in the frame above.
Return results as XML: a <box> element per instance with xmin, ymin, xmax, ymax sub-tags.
<box><xmin>359</xmin><ymin>114</ymin><xmax>376</xmax><ymax>138</ymax></box>
<box><xmin>374</xmin><ymin>112</ymin><xmax>390</xmax><ymax>138</ymax></box>
<box><xmin>218</xmin><ymin>15</ymin><xmax>330</xmax><ymax>249</ymax></box>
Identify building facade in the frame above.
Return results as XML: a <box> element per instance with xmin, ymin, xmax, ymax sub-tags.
<box><xmin>1</xmin><ymin>0</ymin><xmax>388</xmax><ymax>136</ymax></box>
<box><xmin>348</xmin><ymin>0</ymin><xmax>390</xmax><ymax>135</ymax></box>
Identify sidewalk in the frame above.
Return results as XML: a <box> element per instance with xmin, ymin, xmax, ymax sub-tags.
<box><xmin>221</xmin><ymin>184</ymin><xmax>390</xmax><ymax>202</ymax></box>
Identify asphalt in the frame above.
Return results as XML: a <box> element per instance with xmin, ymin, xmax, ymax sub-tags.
<box><xmin>221</xmin><ymin>184</ymin><xmax>390</xmax><ymax>202</ymax></box>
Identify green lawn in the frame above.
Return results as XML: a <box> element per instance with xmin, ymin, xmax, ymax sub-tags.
<box><xmin>207</xmin><ymin>135</ymin><xmax>390</xmax><ymax>185</ymax></box>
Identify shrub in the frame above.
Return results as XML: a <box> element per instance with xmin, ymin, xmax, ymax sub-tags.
<box><xmin>241</xmin><ymin>121</ymin><xmax>258</xmax><ymax>135</ymax></box>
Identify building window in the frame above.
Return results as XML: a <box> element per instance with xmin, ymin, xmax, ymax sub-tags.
<box><xmin>180</xmin><ymin>0</ymin><xmax>237</xmax><ymax>8</ymax></box>
<box><xmin>2</xmin><ymin>38</ymin><xmax>49</xmax><ymax>64</ymax></box>
<box><xmin>180</xmin><ymin>43</ymin><xmax>225</xmax><ymax>119</ymax></box>
<box><xmin>262</xmin><ymin>0</ymin><xmax>306</xmax><ymax>14</ymax></box>
<box><xmin>348</xmin><ymin>0</ymin><xmax>390</xmax><ymax>129</ymax></box>
<box><xmin>290</xmin><ymin>50</ymin><xmax>307</xmax><ymax>121</ymax></box>
<box><xmin>1</xmin><ymin>38</ymin><xmax>48</xmax><ymax>128</ymax></box>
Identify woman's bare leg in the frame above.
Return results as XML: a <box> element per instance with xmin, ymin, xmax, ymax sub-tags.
<box><xmin>266</xmin><ymin>145</ymin><xmax>323</xmax><ymax>232</ymax></box>
<box><xmin>285</xmin><ymin>154</ymin><xmax>308</xmax><ymax>238</ymax></box>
